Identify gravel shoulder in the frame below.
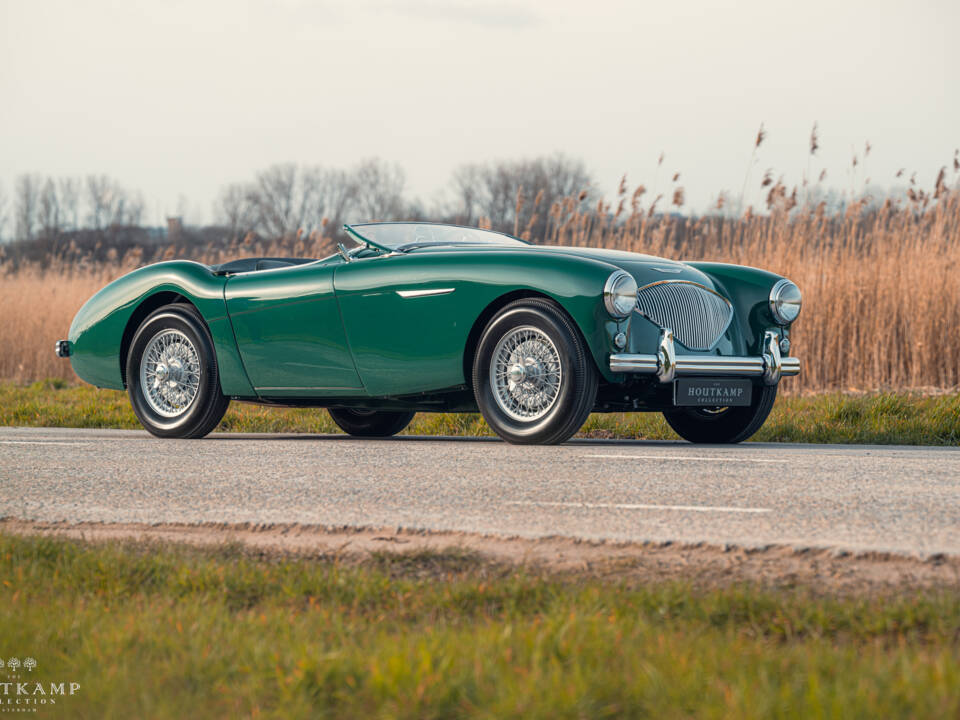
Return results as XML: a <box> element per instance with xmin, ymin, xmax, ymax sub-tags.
<box><xmin>5</xmin><ymin>518</ymin><xmax>959</xmax><ymax>595</ymax></box>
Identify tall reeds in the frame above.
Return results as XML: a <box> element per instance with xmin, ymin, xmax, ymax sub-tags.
<box><xmin>2</xmin><ymin>186</ymin><xmax>958</xmax><ymax>394</ymax></box>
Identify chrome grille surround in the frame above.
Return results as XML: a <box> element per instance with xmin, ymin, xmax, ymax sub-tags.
<box><xmin>635</xmin><ymin>280</ymin><xmax>734</xmax><ymax>351</ymax></box>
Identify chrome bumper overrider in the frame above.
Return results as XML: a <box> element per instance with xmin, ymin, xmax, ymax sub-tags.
<box><xmin>610</xmin><ymin>329</ymin><xmax>800</xmax><ymax>385</ymax></box>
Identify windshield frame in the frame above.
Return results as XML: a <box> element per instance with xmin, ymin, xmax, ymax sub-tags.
<box><xmin>343</xmin><ymin>222</ymin><xmax>529</xmax><ymax>254</ymax></box>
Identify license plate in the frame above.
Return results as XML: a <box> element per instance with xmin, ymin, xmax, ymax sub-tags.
<box><xmin>673</xmin><ymin>379</ymin><xmax>753</xmax><ymax>407</ymax></box>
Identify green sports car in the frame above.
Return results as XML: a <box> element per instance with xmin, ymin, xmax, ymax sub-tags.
<box><xmin>57</xmin><ymin>222</ymin><xmax>802</xmax><ymax>444</ymax></box>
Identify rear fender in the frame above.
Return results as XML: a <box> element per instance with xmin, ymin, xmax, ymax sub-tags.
<box><xmin>68</xmin><ymin>261</ymin><xmax>255</xmax><ymax>396</ymax></box>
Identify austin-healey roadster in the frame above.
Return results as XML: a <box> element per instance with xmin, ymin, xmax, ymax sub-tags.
<box><xmin>57</xmin><ymin>222</ymin><xmax>802</xmax><ymax>444</ymax></box>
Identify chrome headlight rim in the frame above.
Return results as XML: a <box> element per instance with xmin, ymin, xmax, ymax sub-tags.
<box><xmin>603</xmin><ymin>270</ymin><xmax>638</xmax><ymax>318</ymax></box>
<box><xmin>769</xmin><ymin>278</ymin><xmax>802</xmax><ymax>325</ymax></box>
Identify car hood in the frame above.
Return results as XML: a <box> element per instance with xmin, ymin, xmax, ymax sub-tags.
<box><xmin>522</xmin><ymin>245</ymin><xmax>718</xmax><ymax>290</ymax></box>
<box><xmin>404</xmin><ymin>242</ymin><xmax>721</xmax><ymax>292</ymax></box>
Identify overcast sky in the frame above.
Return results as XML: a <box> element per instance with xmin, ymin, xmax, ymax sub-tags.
<box><xmin>1</xmin><ymin>0</ymin><xmax>955</xmax><ymax>224</ymax></box>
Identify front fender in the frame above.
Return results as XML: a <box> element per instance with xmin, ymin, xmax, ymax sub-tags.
<box><xmin>68</xmin><ymin>261</ymin><xmax>254</xmax><ymax>395</ymax></box>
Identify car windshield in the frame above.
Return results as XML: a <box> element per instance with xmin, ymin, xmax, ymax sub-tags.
<box><xmin>345</xmin><ymin>222</ymin><xmax>527</xmax><ymax>253</ymax></box>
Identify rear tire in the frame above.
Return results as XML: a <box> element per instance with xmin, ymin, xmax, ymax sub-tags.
<box><xmin>328</xmin><ymin>408</ymin><xmax>415</xmax><ymax>437</ymax></box>
<box><xmin>662</xmin><ymin>384</ymin><xmax>777</xmax><ymax>443</ymax></box>
<box><xmin>126</xmin><ymin>303</ymin><xmax>230</xmax><ymax>439</ymax></box>
<box><xmin>472</xmin><ymin>299</ymin><xmax>597</xmax><ymax>445</ymax></box>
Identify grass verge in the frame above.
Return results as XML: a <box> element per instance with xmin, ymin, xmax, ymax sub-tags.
<box><xmin>1</xmin><ymin>532</ymin><xmax>958</xmax><ymax>718</ymax></box>
<box><xmin>3</xmin><ymin>380</ymin><xmax>960</xmax><ymax>444</ymax></box>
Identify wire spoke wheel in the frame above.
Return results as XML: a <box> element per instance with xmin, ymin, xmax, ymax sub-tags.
<box><xmin>473</xmin><ymin>299</ymin><xmax>597</xmax><ymax>445</ymax></box>
<box><xmin>489</xmin><ymin>325</ymin><xmax>563</xmax><ymax>422</ymax></box>
<box><xmin>139</xmin><ymin>329</ymin><xmax>201</xmax><ymax>417</ymax></box>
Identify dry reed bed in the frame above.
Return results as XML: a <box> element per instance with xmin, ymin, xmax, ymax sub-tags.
<box><xmin>2</xmin><ymin>193</ymin><xmax>958</xmax><ymax>393</ymax></box>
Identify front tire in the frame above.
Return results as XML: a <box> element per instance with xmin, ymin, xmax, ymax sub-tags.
<box><xmin>126</xmin><ymin>304</ymin><xmax>230</xmax><ymax>439</ymax></box>
<box><xmin>472</xmin><ymin>299</ymin><xmax>597</xmax><ymax>445</ymax></box>
<box><xmin>662</xmin><ymin>384</ymin><xmax>777</xmax><ymax>443</ymax></box>
<box><xmin>328</xmin><ymin>409</ymin><xmax>415</xmax><ymax>437</ymax></box>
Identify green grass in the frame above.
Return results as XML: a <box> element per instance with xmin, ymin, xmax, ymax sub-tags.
<box><xmin>3</xmin><ymin>380</ymin><xmax>959</xmax><ymax>444</ymax></box>
<box><xmin>1</xmin><ymin>533</ymin><xmax>957</xmax><ymax>718</ymax></box>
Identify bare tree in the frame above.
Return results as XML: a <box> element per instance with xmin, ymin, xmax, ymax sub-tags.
<box><xmin>123</xmin><ymin>190</ymin><xmax>145</xmax><ymax>227</ymax></box>
<box><xmin>0</xmin><ymin>181</ymin><xmax>8</xmax><ymax>242</ymax></box>
<box><xmin>450</xmin><ymin>162</ymin><xmax>517</xmax><ymax>228</ymax></box>
<box><xmin>447</xmin><ymin>154</ymin><xmax>593</xmax><ymax>238</ymax></box>
<box><xmin>248</xmin><ymin>164</ymin><xmax>302</xmax><ymax>238</ymax></box>
<box><xmin>215</xmin><ymin>182</ymin><xmax>257</xmax><ymax>238</ymax></box>
<box><xmin>85</xmin><ymin>175</ymin><xmax>143</xmax><ymax>228</ymax></box>
<box><xmin>217</xmin><ymin>164</ymin><xmax>360</xmax><ymax>239</ymax></box>
<box><xmin>57</xmin><ymin>177</ymin><xmax>80</xmax><ymax>230</ymax></box>
<box><xmin>450</xmin><ymin>164</ymin><xmax>486</xmax><ymax>225</ymax></box>
<box><xmin>352</xmin><ymin>158</ymin><xmax>405</xmax><ymax>221</ymax></box>
<box><xmin>14</xmin><ymin>174</ymin><xmax>42</xmax><ymax>242</ymax></box>
<box><xmin>38</xmin><ymin>178</ymin><xmax>61</xmax><ymax>239</ymax></box>
<box><xmin>85</xmin><ymin>175</ymin><xmax>113</xmax><ymax>230</ymax></box>
<box><xmin>314</xmin><ymin>167</ymin><xmax>358</xmax><ymax>233</ymax></box>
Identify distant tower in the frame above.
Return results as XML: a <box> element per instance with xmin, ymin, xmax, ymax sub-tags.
<box><xmin>167</xmin><ymin>216</ymin><xmax>183</xmax><ymax>243</ymax></box>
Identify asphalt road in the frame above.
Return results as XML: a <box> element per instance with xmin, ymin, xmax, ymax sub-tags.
<box><xmin>2</xmin><ymin>426</ymin><xmax>959</xmax><ymax>557</ymax></box>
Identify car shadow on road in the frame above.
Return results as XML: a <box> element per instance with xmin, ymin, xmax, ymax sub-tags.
<box><xmin>204</xmin><ymin>433</ymin><xmax>704</xmax><ymax>448</ymax></box>
<box><xmin>200</xmin><ymin>433</ymin><xmax>895</xmax><ymax>450</ymax></box>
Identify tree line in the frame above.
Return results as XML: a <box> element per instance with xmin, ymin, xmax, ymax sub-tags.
<box><xmin>0</xmin><ymin>154</ymin><xmax>594</xmax><ymax>250</ymax></box>
<box><xmin>0</xmin><ymin>175</ymin><xmax>146</xmax><ymax>244</ymax></box>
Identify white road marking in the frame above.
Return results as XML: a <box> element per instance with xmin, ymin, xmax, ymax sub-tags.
<box><xmin>507</xmin><ymin>501</ymin><xmax>771</xmax><ymax>513</ymax></box>
<box><xmin>583</xmin><ymin>453</ymin><xmax>783</xmax><ymax>463</ymax></box>
<box><xmin>0</xmin><ymin>440</ymin><xmax>92</xmax><ymax>446</ymax></box>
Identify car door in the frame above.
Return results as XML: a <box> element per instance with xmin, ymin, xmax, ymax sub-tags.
<box><xmin>224</xmin><ymin>260</ymin><xmax>364</xmax><ymax>397</ymax></box>
<box><xmin>334</xmin><ymin>251</ymin><xmax>495</xmax><ymax>396</ymax></box>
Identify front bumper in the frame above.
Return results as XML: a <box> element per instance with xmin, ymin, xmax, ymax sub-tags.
<box><xmin>610</xmin><ymin>329</ymin><xmax>800</xmax><ymax>385</ymax></box>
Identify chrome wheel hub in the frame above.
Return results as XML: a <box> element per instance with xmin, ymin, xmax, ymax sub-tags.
<box><xmin>139</xmin><ymin>329</ymin><xmax>201</xmax><ymax>417</ymax></box>
<box><xmin>507</xmin><ymin>363</ymin><xmax>527</xmax><ymax>383</ymax></box>
<box><xmin>490</xmin><ymin>326</ymin><xmax>562</xmax><ymax>421</ymax></box>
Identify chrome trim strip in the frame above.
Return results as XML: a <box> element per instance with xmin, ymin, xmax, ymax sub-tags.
<box><xmin>637</xmin><ymin>279</ymin><xmax>726</xmax><ymax>294</ymax></box>
<box><xmin>396</xmin><ymin>288</ymin><xmax>455</xmax><ymax>298</ymax></box>
<box><xmin>255</xmin><ymin>386</ymin><xmax>364</xmax><ymax>391</ymax></box>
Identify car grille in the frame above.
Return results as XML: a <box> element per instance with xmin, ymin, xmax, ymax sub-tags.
<box><xmin>635</xmin><ymin>281</ymin><xmax>734</xmax><ymax>351</ymax></box>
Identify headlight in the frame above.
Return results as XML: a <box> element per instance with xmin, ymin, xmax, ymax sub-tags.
<box><xmin>769</xmin><ymin>279</ymin><xmax>802</xmax><ymax>324</ymax></box>
<box><xmin>604</xmin><ymin>270</ymin><xmax>638</xmax><ymax>318</ymax></box>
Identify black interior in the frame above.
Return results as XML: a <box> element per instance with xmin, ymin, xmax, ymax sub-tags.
<box><xmin>209</xmin><ymin>257</ymin><xmax>316</xmax><ymax>275</ymax></box>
